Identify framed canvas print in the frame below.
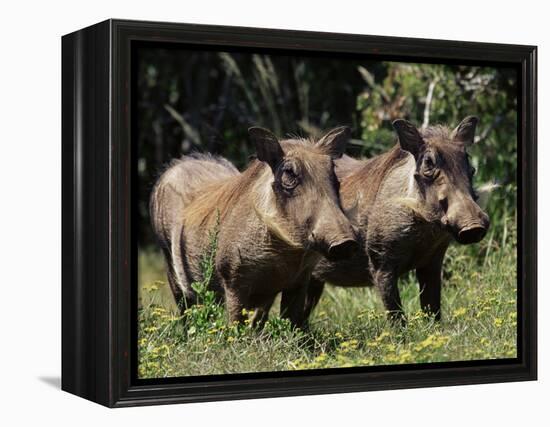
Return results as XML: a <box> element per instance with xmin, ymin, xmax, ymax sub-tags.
<box><xmin>61</xmin><ymin>19</ymin><xmax>537</xmax><ymax>407</ymax></box>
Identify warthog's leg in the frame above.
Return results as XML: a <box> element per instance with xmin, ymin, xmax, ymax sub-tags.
<box><xmin>250</xmin><ymin>296</ymin><xmax>276</xmax><ymax>329</ymax></box>
<box><xmin>416</xmin><ymin>248</ymin><xmax>446</xmax><ymax>321</ymax></box>
<box><xmin>160</xmin><ymin>245</ymin><xmax>197</xmax><ymax>314</ymax></box>
<box><xmin>280</xmin><ymin>285</ymin><xmax>309</xmax><ymax>329</ymax></box>
<box><xmin>302</xmin><ymin>278</ymin><xmax>325</xmax><ymax>325</ymax></box>
<box><xmin>373</xmin><ymin>270</ymin><xmax>405</xmax><ymax>323</ymax></box>
<box><xmin>250</xmin><ymin>308</ymin><xmax>269</xmax><ymax>329</ymax></box>
<box><xmin>224</xmin><ymin>286</ymin><xmax>247</xmax><ymax>324</ymax></box>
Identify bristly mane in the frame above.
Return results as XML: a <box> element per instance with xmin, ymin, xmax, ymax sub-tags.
<box><xmin>420</xmin><ymin>125</ymin><xmax>452</xmax><ymax>144</ymax></box>
<box><xmin>342</xmin><ymin>125</ymin><xmax>456</xmax><ymax>210</ymax></box>
<box><xmin>183</xmin><ymin>159</ymin><xmax>265</xmax><ymax>228</ymax></box>
<box><xmin>184</xmin><ymin>137</ymin><xmax>323</xmax><ymax>228</ymax></box>
<box><xmin>341</xmin><ymin>144</ymin><xmax>409</xmax><ymax>209</ymax></box>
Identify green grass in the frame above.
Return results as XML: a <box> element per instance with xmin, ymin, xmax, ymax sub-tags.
<box><xmin>137</xmin><ymin>213</ymin><xmax>517</xmax><ymax>379</ymax></box>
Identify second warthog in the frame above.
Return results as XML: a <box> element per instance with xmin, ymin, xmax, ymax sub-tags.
<box><xmin>150</xmin><ymin>127</ymin><xmax>358</xmax><ymax>328</ymax></box>
<box><xmin>304</xmin><ymin>117</ymin><xmax>490</xmax><ymax>322</ymax></box>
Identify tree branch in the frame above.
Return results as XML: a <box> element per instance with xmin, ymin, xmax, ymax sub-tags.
<box><xmin>422</xmin><ymin>78</ymin><xmax>439</xmax><ymax>129</ymax></box>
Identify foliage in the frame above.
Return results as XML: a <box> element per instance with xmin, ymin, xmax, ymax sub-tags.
<box><xmin>181</xmin><ymin>212</ymin><xmax>224</xmax><ymax>337</ymax></box>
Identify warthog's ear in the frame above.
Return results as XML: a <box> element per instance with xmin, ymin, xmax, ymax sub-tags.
<box><xmin>392</xmin><ymin>119</ymin><xmax>424</xmax><ymax>158</ymax></box>
<box><xmin>249</xmin><ymin>127</ymin><xmax>284</xmax><ymax>172</ymax></box>
<box><xmin>316</xmin><ymin>126</ymin><xmax>351</xmax><ymax>159</ymax></box>
<box><xmin>451</xmin><ymin>116</ymin><xmax>479</xmax><ymax>147</ymax></box>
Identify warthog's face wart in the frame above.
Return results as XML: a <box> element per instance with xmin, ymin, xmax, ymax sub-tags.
<box><xmin>249</xmin><ymin>127</ymin><xmax>358</xmax><ymax>260</ymax></box>
<box><xmin>393</xmin><ymin>116</ymin><xmax>490</xmax><ymax>244</ymax></box>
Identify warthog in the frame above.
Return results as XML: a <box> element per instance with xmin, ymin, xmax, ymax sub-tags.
<box><xmin>304</xmin><ymin>117</ymin><xmax>490</xmax><ymax>322</ymax></box>
<box><xmin>150</xmin><ymin>127</ymin><xmax>358</xmax><ymax>328</ymax></box>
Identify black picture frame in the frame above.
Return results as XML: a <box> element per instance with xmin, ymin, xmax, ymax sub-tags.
<box><xmin>61</xmin><ymin>19</ymin><xmax>537</xmax><ymax>407</ymax></box>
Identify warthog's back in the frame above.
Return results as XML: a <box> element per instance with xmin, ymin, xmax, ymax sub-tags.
<box><xmin>150</xmin><ymin>153</ymin><xmax>239</xmax><ymax>246</ymax></box>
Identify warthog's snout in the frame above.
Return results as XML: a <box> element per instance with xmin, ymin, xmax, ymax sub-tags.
<box><xmin>456</xmin><ymin>212</ymin><xmax>490</xmax><ymax>245</ymax></box>
<box><xmin>326</xmin><ymin>238</ymin><xmax>359</xmax><ymax>261</ymax></box>
<box><xmin>447</xmin><ymin>197</ymin><xmax>490</xmax><ymax>245</ymax></box>
<box><xmin>457</xmin><ymin>224</ymin><xmax>487</xmax><ymax>244</ymax></box>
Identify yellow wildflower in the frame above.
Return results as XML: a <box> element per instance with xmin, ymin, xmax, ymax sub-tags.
<box><xmin>453</xmin><ymin>307</ymin><xmax>467</xmax><ymax>317</ymax></box>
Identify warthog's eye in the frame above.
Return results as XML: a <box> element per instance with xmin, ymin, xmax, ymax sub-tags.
<box><xmin>281</xmin><ymin>167</ymin><xmax>299</xmax><ymax>191</ymax></box>
<box><xmin>439</xmin><ymin>197</ymin><xmax>448</xmax><ymax>212</ymax></box>
<box><xmin>422</xmin><ymin>155</ymin><xmax>437</xmax><ymax>179</ymax></box>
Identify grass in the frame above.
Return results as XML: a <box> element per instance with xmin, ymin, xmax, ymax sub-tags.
<box><xmin>137</xmin><ymin>212</ymin><xmax>517</xmax><ymax>379</ymax></box>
